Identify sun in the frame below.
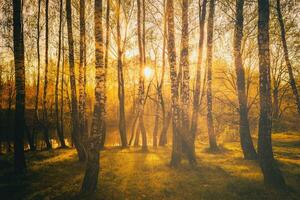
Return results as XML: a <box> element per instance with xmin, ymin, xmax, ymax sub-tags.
<box><xmin>143</xmin><ymin>66</ymin><xmax>153</xmax><ymax>80</ymax></box>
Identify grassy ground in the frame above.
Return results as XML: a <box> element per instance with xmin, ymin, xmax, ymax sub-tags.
<box><xmin>0</xmin><ymin>132</ymin><xmax>299</xmax><ymax>200</ymax></box>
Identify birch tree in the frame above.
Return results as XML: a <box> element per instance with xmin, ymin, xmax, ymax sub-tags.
<box><xmin>257</xmin><ymin>0</ymin><xmax>285</xmax><ymax>189</ymax></box>
<box><xmin>81</xmin><ymin>0</ymin><xmax>106</xmax><ymax>193</ymax></box>
<box><xmin>233</xmin><ymin>0</ymin><xmax>257</xmax><ymax>159</ymax></box>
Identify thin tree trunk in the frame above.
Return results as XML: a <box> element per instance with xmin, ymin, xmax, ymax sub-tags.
<box><xmin>206</xmin><ymin>0</ymin><xmax>218</xmax><ymax>151</ymax></box>
<box><xmin>276</xmin><ymin>0</ymin><xmax>300</xmax><ymax>115</ymax></box>
<box><xmin>152</xmin><ymin>92</ymin><xmax>159</xmax><ymax>147</ymax></box>
<box><xmin>129</xmin><ymin>112</ymin><xmax>139</xmax><ymax>146</ymax></box>
<box><xmin>61</xmin><ymin>25</ymin><xmax>65</xmax><ymax>145</ymax></box>
<box><xmin>79</xmin><ymin>0</ymin><xmax>87</xmax><ymax>139</ymax></box>
<box><xmin>137</xmin><ymin>0</ymin><xmax>147</xmax><ymax>151</ymax></box>
<box><xmin>167</xmin><ymin>0</ymin><xmax>182</xmax><ymax>167</ymax></box>
<box><xmin>117</xmin><ymin>0</ymin><xmax>127</xmax><ymax>147</ymax></box>
<box><xmin>100</xmin><ymin>0</ymin><xmax>110</xmax><ymax>148</ymax></box>
<box><xmin>159</xmin><ymin>111</ymin><xmax>171</xmax><ymax>146</ymax></box>
<box><xmin>273</xmin><ymin>87</ymin><xmax>279</xmax><ymax>120</ymax></box>
<box><xmin>12</xmin><ymin>0</ymin><xmax>26</xmax><ymax>172</ymax></box>
<box><xmin>81</xmin><ymin>0</ymin><xmax>105</xmax><ymax>193</ymax></box>
<box><xmin>134</xmin><ymin>126</ymin><xmax>140</xmax><ymax>146</ymax></box>
<box><xmin>158</xmin><ymin>0</ymin><xmax>167</xmax><ymax>147</ymax></box>
<box><xmin>190</xmin><ymin>0</ymin><xmax>207</xmax><ymax>139</ymax></box>
<box><xmin>42</xmin><ymin>0</ymin><xmax>52</xmax><ymax>150</ymax></box>
<box><xmin>257</xmin><ymin>0</ymin><xmax>285</xmax><ymax>189</ymax></box>
<box><xmin>66</xmin><ymin>0</ymin><xmax>86</xmax><ymax>161</ymax></box>
<box><xmin>233</xmin><ymin>0</ymin><xmax>257</xmax><ymax>160</ymax></box>
<box><xmin>35</xmin><ymin>0</ymin><xmax>41</xmax><ymax>129</ymax></box>
<box><xmin>55</xmin><ymin>0</ymin><xmax>66</xmax><ymax>148</ymax></box>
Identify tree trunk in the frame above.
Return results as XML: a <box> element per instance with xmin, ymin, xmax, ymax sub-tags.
<box><xmin>190</xmin><ymin>0</ymin><xmax>207</xmax><ymax>139</ymax></box>
<box><xmin>159</xmin><ymin>111</ymin><xmax>171</xmax><ymax>146</ymax></box>
<box><xmin>134</xmin><ymin>126</ymin><xmax>140</xmax><ymax>146</ymax></box>
<box><xmin>206</xmin><ymin>0</ymin><xmax>218</xmax><ymax>151</ymax></box>
<box><xmin>61</xmin><ymin>25</ymin><xmax>65</xmax><ymax>145</ymax></box>
<box><xmin>117</xmin><ymin>0</ymin><xmax>127</xmax><ymax>147</ymax></box>
<box><xmin>55</xmin><ymin>0</ymin><xmax>66</xmax><ymax>148</ymax></box>
<box><xmin>167</xmin><ymin>0</ymin><xmax>182</xmax><ymax>167</ymax></box>
<box><xmin>81</xmin><ymin>0</ymin><xmax>105</xmax><ymax>193</ymax></box>
<box><xmin>42</xmin><ymin>0</ymin><xmax>52</xmax><ymax>150</ymax></box>
<box><xmin>12</xmin><ymin>0</ymin><xmax>26</xmax><ymax>173</ymax></box>
<box><xmin>257</xmin><ymin>0</ymin><xmax>285</xmax><ymax>189</ymax></box>
<box><xmin>100</xmin><ymin>0</ymin><xmax>110</xmax><ymax>149</ymax></box>
<box><xmin>129</xmin><ymin>112</ymin><xmax>139</xmax><ymax>146</ymax></box>
<box><xmin>179</xmin><ymin>0</ymin><xmax>196</xmax><ymax>164</ymax></box>
<box><xmin>276</xmin><ymin>0</ymin><xmax>300</xmax><ymax>116</ymax></box>
<box><xmin>79</xmin><ymin>0</ymin><xmax>87</xmax><ymax>140</ymax></box>
<box><xmin>66</xmin><ymin>0</ymin><xmax>86</xmax><ymax>161</ymax></box>
<box><xmin>137</xmin><ymin>0</ymin><xmax>147</xmax><ymax>152</ymax></box>
<box><xmin>152</xmin><ymin>92</ymin><xmax>159</xmax><ymax>148</ymax></box>
<box><xmin>273</xmin><ymin>87</ymin><xmax>279</xmax><ymax>120</ymax></box>
<box><xmin>233</xmin><ymin>0</ymin><xmax>257</xmax><ymax>160</ymax></box>
<box><xmin>158</xmin><ymin>0</ymin><xmax>167</xmax><ymax>147</ymax></box>
<box><xmin>35</xmin><ymin>0</ymin><xmax>41</xmax><ymax>132</ymax></box>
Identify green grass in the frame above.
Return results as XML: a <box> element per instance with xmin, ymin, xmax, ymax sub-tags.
<box><xmin>0</xmin><ymin>132</ymin><xmax>299</xmax><ymax>200</ymax></box>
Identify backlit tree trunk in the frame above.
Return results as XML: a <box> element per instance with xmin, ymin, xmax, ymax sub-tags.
<box><xmin>66</xmin><ymin>0</ymin><xmax>86</xmax><ymax>161</ymax></box>
<box><xmin>12</xmin><ymin>0</ymin><xmax>26</xmax><ymax>172</ymax></box>
<box><xmin>233</xmin><ymin>0</ymin><xmax>257</xmax><ymax>160</ymax></box>
<box><xmin>167</xmin><ymin>0</ymin><xmax>182</xmax><ymax>167</ymax></box>
<box><xmin>79</xmin><ymin>0</ymin><xmax>87</xmax><ymax>138</ymax></box>
<box><xmin>81</xmin><ymin>0</ymin><xmax>105</xmax><ymax>193</ymax></box>
<box><xmin>158</xmin><ymin>0</ymin><xmax>168</xmax><ymax>146</ymax></box>
<box><xmin>190</xmin><ymin>0</ymin><xmax>207</xmax><ymax>140</ymax></box>
<box><xmin>60</xmin><ymin>23</ymin><xmax>65</xmax><ymax>144</ymax></box>
<box><xmin>42</xmin><ymin>0</ymin><xmax>52</xmax><ymax>149</ymax></box>
<box><xmin>179</xmin><ymin>0</ymin><xmax>196</xmax><ymax>164</ymax></box>
<box><xmin>137</xmin><ymin>0</ymin><xmax>147</xmax><ymax>151</ymax></box>
<box><xmin>34</xmin><ymin>0</ymin><xmax>41</xmax><ymax>132</ymax></box>
<box><xmin>206</xmin><ymin>0</ymin><xmax>218</xmax><ymax>151</ymax></box>
<box><xmin>117</xmin><ymin>0</ymin><xmax>127</xmax><ymax>147</ymax></box>
<box><xmin>257</xmin><ymin>0</ymin><xmax>285</xmax><ymax>189</ymax></box>
<box><xmin>55</xmin><ymin>0</ymin><xmax>66</xmax><ymax>148</ymax></box>
<box><xmin>100</xmin><ymin>0</ymin><xmax>110</xmax><ymax>148</ymax></box>
<box><xmin>276</xmin><ymin>0</ymin><xmax>300</xmax><ymax>116</ymax></box>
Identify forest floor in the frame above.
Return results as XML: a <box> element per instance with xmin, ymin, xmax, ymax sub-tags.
<box><xmin>0</xmin><ymin>132</ymin><xmax>300</xmax><ymax>200</ymax></box>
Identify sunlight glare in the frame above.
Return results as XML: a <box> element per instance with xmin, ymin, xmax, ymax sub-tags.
<box><xmin>144</xmin><ymin>66</ymin><xmax>153</xmax><ymax>80</ymax></box>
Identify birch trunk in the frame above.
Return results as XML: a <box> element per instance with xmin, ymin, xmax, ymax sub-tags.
<box><xmin>79</xmin><ymin>0</ymin><xmax>87</xmax><ymax>139</ymax></box>
<box><xmin>257</xmin><ymin>0</ymin><xmax>285</xmax><ymax>189</ymax></box>
<box><xmin>81</xmin><ymin>0</ymin><xmax>105</xmax><ymax>193</ymax></box>
<box><xmin>233</xmin><ymin>0</ymin><xmax>257</xmax><ymax>159</ymax></box>
<box><xmin>100</xmin><ymin>0</ymin><xmax>110</xmax><ymax>148</ymax></box>
<box><xmin>167</xmin><ymin>0</ymin><xmax>182</xmax><ymax>167</ymax></box>
<box><xmin>206</xmin><ymin>0</ymin><xmax>218</xmax><ymax>151</ymax></box>
<box><xmin>179</xmin><ymin>0</ymin><xmax>196</xmax><ymax>164</ymax></box>
<box><xmin>66</xmin><ymin>0</ymin><xmax>86</xmax><ymax>161</ymax></box>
